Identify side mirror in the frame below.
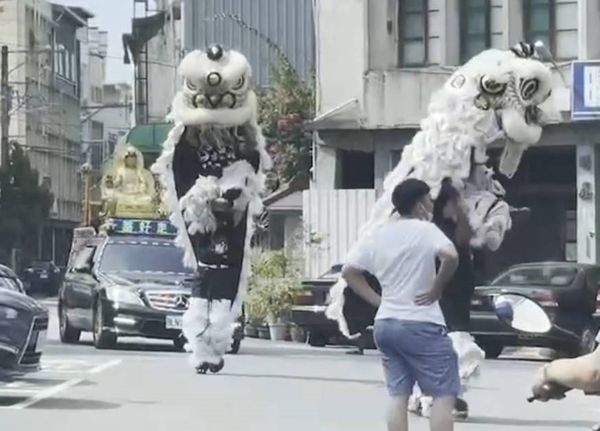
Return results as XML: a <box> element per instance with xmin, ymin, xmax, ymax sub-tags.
<box><xmin>494</xmin><ymin>293</ymin><xmax>553</xmax><ymax>334</ymax></box>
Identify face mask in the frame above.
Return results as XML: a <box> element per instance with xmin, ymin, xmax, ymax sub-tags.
<box><xmin>419</xmin><ymin>203</ymin><xmax>433</xmax><ymax>222</ymax></box>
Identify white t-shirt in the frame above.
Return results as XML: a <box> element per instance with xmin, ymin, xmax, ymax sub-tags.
<box><xmin>344</xmin><ymin>218</ymin><xmax>454</xmax><ymax>326</ymax></box>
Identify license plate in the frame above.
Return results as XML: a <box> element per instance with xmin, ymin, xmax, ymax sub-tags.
<box><xmin>166</xmin><ymin>315</ymin><xmax>183</xmax><ymax>330</ymax></box>
<box><xmin>35</xmin><ymin>330</ymin><xmax>47</xmax><ymax>353</ymax></box>
<box><xmin>40</xmin><ymin>273</ymin><xmax>48</xmax><ymax>279</ymax></box>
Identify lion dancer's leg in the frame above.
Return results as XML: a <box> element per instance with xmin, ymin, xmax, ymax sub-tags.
<box><xmin>182</xmin><ymin>211</ymin><xmax>248</xmax><ymax>374</ymax></box>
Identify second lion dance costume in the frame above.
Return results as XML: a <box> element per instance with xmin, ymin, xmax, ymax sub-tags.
<box><xmin>327</xmin><ymin>42</ymin><xmax>555</xmax><ymax>415</ymax></box>
<box><xmin>153</xmin><ymin>45</ymin><xmax>272</xmax><ymax>373</ymax></box>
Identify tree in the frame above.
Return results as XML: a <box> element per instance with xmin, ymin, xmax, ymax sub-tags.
<box><xmin>0</xmin><ymin>144</ymin><xmax>54</xmax><ymax>267</ymax></box>
<box><xmin>258</xmin><ymin>60</ymin><xmax>315</xmax><ymax>183</ymax></box>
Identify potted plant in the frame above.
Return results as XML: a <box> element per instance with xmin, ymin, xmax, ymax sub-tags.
<box><xmin>245</xmin><ymin>251</ymin><xmax>301</xmax><ymax>341</ymax></box>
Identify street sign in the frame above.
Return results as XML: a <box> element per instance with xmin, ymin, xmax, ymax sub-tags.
<box><xmin>572</xmin><ymin>60</ymin><xmax>600</xmax><ymax>121</ymax></box>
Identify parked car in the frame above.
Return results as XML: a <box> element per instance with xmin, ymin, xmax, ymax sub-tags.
<box><xmin>0</xmin><ymin>265</ymin><xmax>49</xmax><ymax>378</ymax></box>
<box><xmin>21</xmin><ymin>261</ymin><xmax>62</xmax><ymax>295</ymax></box>
<box><xmin>292</xmin><ymin>264</ymin><xmax>344</xmax><ymax>347</ymax></box>
<box><xmin>471</xmin><ymin>262</ymin><xmax>600</xmax><ymax>359</ymax></box>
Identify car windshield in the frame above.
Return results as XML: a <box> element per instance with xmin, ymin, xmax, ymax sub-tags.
<box><xmin>99</xmin><ymin>242</ymin><xmax>192</xmax><ymax>275</ymax></box>
<box><xmin>0</xmin><ymin>276</ymin><xmax>22</xmax><ymax>292</ymax></box>
<box><xmin>491</xmin><ymin>266</ymin><xmax>579</xmax><ymax>287</ymax></box>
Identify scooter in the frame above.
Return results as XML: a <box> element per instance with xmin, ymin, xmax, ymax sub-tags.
<box><xmin>492</xmin><ymin>293</ymin><xmax>579</xmax><ymax>403</ymax></box>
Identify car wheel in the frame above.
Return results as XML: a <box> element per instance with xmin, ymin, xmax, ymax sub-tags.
<box><xmin>228</xmin><ymin>339</ymin><xmax>241</xmax><ymax>354</ymax></box>
<box><xmin>59</xmin><ymin>304</ymin><xmax>81</xmax><ymax>344</ymax></box>
<box><xmin>93</xmin><ymin>301</ymin><xmax>117</xmax><ymax>349</ymax></box>
<box><xmin>308</xmin><ymin>332</ymin><xmax>328</xmax><ymax>347</ymax></box>
<box><xmin>173</xmin><ymin>336</ymin><xmax>186</xmax><ymax>352</ymax></box>
<box><xmin>479</xmin><ymin>341</ymin><xmax>504</xmax><ymax>359</ymax></box>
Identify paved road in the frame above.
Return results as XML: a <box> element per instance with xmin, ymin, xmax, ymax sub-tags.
<box><xmin>1</xmin><ymin>298</ymin><xmax>599</xmax><ymax>431</ymax></box>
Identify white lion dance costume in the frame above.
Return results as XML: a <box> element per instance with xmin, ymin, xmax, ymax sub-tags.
<box><xmin>153</xmin><ymin>45</ymin><xmax>272</xmax><ymax>373</ymax></box>
<box><xmin>326</xmin><ymin>42</ymin><xmax>554</xmax><ymax>413</ymax></box>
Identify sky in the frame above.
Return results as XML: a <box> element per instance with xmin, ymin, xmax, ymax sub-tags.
<box><xmin>64</xmin><ymin>0</ymin><xmax>135</xmax><ymax>83</ymax></box>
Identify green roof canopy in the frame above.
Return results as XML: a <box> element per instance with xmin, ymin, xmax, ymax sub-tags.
<box><xmin>126</xmin><ymin>123</ymin><xmax>172</xmax><ymax>166</ymax></box>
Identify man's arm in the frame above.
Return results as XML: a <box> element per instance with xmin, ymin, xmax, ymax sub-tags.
<box><xmin>415</xmin><ymin>243</ymin><xmax>459</xmax><ymax>305</ymax></box>
<box><xmin>342</xmin><ymin>267</ymin><xmax>381</xmax><ymax>309</ymax></box>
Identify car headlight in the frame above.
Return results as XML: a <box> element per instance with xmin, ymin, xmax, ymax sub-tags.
<box><xmin>105</xmin><ymin>286</ymin><xmax>144</xmax><ymax>306</ymax></box>
<box><xmin>0</xmin><ymin>305</ymin><xmax>19</xmax><ymax>320</ymax></box>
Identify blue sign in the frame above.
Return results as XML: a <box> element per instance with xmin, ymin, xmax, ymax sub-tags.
<box><xmin>105</xmin><ymin>218</ymin><xmax>178</xmax><ymax>237</ymax></box>
<box><xmin>572</xmin><ymin>61</ymin><xmax>600</xmax><ymax>121</ymax></box>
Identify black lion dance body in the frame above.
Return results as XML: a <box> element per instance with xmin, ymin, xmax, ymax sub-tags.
<box><xmin>152</xmin><ymin>45</ymin><xmax>272</xmax><ymax>373</ymax></box>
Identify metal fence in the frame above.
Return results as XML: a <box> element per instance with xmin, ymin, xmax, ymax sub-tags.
<box><xmin>302</xmin><ymin>189</ymin><xmax>376</xmax><ymax>278</ymax></box>
<box><xmin>184</xmin><ymin>0</ymin><xmax>315</xmax><ymax>87</ymax></box>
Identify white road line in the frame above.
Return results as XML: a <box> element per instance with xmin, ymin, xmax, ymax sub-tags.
<box><xmin>1</xmin><ymin>359</ymin><xmax>122</xmax><ymax>409</ymax></box>
<box><xmin>88</xmin><ymin>359</ymin><xmax>122</xmax><ymax>374</ymax></box>
<box><xmin>7</xmin><ymin>378</ymin><xmax>84</xmax><ymax>410</ymax></box>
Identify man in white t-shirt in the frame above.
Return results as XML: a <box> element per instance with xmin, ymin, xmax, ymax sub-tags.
<box><xmin>343</xmin><ymin>178</ymin><xmax>460</xmax><ymax>431</ymax></box>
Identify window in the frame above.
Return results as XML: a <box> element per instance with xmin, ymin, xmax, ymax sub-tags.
<box><xmin>339</xmin><ymin>150</ymin><xmax>374</xmax><ymax>189</ymax></box>
<box><xmin>398</xmin><ymin>0</ymin><xmax>428</xmax><ymax>66</ymax></box>
<box><xmin>522</xmin><ymin>0</ymin><xmax>578</xmax><ymax>60</ymax></box>
<box><xmin>460</xmin><ymin>0</ymin><xmax>491</xmax><ymax>63</ymax></box>
<box><xmin>523</xmin><ymin>0</ymin><xmax>555</xmax><ymax>56</ymax></box>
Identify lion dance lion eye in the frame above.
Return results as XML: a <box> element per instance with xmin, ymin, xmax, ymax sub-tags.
<box><xmin>519</xmin><ymin>78</ymin><xmax>539</xmax><ymax>101</ymax></box>
<box><xmin>232</xmin><ymin>75</ymin><xmax>246</xmax><ymax>90</ymax></box>
<box><xmin>480</xmin><ymin>76</ymin><xmax>506</xmax><ymax>95</ymax></box>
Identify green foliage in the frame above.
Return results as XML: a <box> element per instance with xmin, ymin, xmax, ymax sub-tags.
<box><xmin>246</xmin><ymin>250</ymin><xmax>303</xmax><ymax>324</ymax></box>
<box><xmin>258</xmin><ymin>60</ymin><xmax>315</xmax><ymax>183</ymax></box>
<box><xmin>0</xmin><ymin>144</ymin><xmax>54</xmax><ymax>266</ymax></box>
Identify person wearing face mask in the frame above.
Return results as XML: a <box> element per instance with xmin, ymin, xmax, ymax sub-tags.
<box><xmin>408</xmin><ymin>179</ymin><xmax>482</xmax><ymax>420</ymax></box>
<box><xmin>343</xmin><ymin>178</ymin><xmax>460</xmax><ymax>431</ymax></box>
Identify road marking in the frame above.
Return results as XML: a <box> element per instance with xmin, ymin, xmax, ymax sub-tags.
<box><xmin>0</xmin><ymin>358</ymin><xmax>122</xmax><ymax>409</ymax></box>
<box><xmin>89</xmin><ymin>359</ymin><xmax>121</xmax><ymax>374</ymax></box>
<box><xmin>7</xmin><ymin>378</ymin><xmax>84</xmax><ymax>409</ymax></box>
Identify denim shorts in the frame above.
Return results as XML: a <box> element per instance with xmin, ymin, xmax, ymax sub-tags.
<box><xmin>374</xmin><ymin>319</ymin><xmax>460</xmax><ymax>398</ymax></box>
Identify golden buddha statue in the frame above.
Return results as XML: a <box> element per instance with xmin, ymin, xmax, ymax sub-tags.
<box><xmin>101</xmin><ymin>145</ymin><xmax>158</xmax><ymax>219</ymax></box>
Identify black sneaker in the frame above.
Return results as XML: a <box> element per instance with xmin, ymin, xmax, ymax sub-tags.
<box><xmin>453</xmin><ymin>398</ymin><xmax>469</xmax><ymax>420</ymax></box>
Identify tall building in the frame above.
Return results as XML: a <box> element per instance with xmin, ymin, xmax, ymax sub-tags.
<box><xmin>123</xmin><ymin>0</ymin><xmax>182</xmax><ymax>125</ymax></box>
<box><xmin>183</xmin><ymin>0</ymin><xmax>314</xmax><ymax>87</ymax></box>
<box><xmin>79</xmin><ymin>25</ymin><xmax>108</xmax><ymax>170</ymax></box>
<box><xmin>0</xmin><ymin>1</ymin><xmax>92</xmax><ymax>265</ymax></box>
<box><xmin>307</xmin><ymin>0</ymin><xmax>599</xmax><ymax>277</ymax></box>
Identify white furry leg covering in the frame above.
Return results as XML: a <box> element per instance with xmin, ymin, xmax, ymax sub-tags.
<box><xmin>182</xmin><ymin>298</ymin><xmax>236</xmax><ymax>366</ymax></box>
<box><xmin>449</xmin><ymin>331</ymin><xmax>484</xmax><ymax>391</ymax></box>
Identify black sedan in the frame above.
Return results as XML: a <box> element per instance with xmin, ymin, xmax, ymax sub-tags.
<box><xmin>0</xmin><ymin>265</ymin><xmax>48</xmax><ymax>377</ymax></box>
<box><xmin>21</xmin><ymin>261</ymin><xmax>62</xmax><ymax>295</ymax></box>
<box><xmin>292</xmin><ymin>264</ymin><xmax>344</xmax><ymax>347</ymax></box>
<box><xmin>59</xmin><ymin>235</ymin><xmax>196</xmax><ymax>349</ymax></box>
<box><xmin>58</xmin><ymin>234</ymin><xmax>245</xmax><ymax>352</ymax></box>
<box><xmin>471</xmin><ymin>262</ymin><xmax>600</xmax><ymax>359</ymax></box>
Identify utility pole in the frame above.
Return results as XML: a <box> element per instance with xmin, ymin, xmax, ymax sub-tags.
<box><xmin>1</xmin><ymin>45</ymin><xmax>9</xmax><ymax>168</ymax></box>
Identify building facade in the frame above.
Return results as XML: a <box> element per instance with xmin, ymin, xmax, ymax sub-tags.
<box><xmin>124</xmin><ymin>0</ymin><xmax>182</xmax><ymax>125</ymax></box>
<box><xmin>308</xmin><ymin>0</ymin><xmax>600</xmax><ymax>278</ymax></box>
<box><xmin>79</xmin><ymin>25</ymin><xmax>108</xmax><ymax>170</ymax></box>
<box><xmin>0</xmin><ymin>1</ymin><xmax>93</xmax><ymax>265</ymax></box>
<box><xmin>183</xmin><ymin>0</ymin><xmax>315</xmax><ymax>87</ymax></box>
